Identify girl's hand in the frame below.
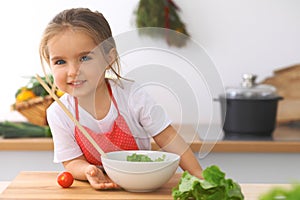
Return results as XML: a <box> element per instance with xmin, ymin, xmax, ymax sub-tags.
<box><xmin>85</xmin><ymin>165</ymin><xmax>119</xmax><ymax>190</ymax></box>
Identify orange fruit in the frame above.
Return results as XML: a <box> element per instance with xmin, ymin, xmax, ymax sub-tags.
<box><xmin>56</xmin><ymin>89</ymin><xmax>65</xmax><ymax>97</ymax></box>
<box><xmin>16</xmin><ymin>88</ymin><xmax>36</xmax><ymax>102</ymax></box>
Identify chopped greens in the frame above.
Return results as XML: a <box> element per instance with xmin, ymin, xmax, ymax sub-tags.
<box><xmin>172</xmin><ymin>165</ymin><xmax>244</xmax><ymax>200</ymax></box>
<box><xmin>126</xmin><ymin>153</ymin><xmax>166</xmax><ymax>162</ymax></box>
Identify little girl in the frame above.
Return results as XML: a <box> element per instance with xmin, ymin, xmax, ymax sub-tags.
<box><xmin>39</xmin><ymin>7</ymin><xmax>203</xmax><ymax>189</ymax></box>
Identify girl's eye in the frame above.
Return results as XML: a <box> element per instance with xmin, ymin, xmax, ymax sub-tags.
<box><xmin>55</xmin><ymin>60</ymin><xmax>66</xmax><ymax>65</ymax></box>
<box><xmin>80</xmin><ymin>55</ymin><xmax>92</xmax><ymax>62</ymax></box>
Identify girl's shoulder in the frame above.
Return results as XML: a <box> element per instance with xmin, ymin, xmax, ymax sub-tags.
<box><xmin>47</xmin><ymin>93</ymin><xmax>74</xmax><ymax>114</ymax></box>
<box><xmin>46</xmin><ymin>93</ymin><xmax>76</xmax><ymax>128</ymax></box>
<box><xmin>108</xmin><ymin>78</ymin><xmax>151</xmax><ymax>104</ymax></box>
<box><xmin>108</xmin><ymin>78</ymin><xmax>139</xmax><ymax>94</ymax></box>
<box><xmin>108</xmin><ymin>78</ymin><xmax>153</xmax><ymax>104</ymax></box>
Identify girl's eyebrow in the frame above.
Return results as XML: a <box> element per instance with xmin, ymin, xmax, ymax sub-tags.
<box><xmin>79</xmin><ymin>50</ymin><xmax>95</xmax><ymax>57</ymax></box>
<box><xmin>50</xmin><ymin>51</ymin><xmax>96</xmax><ymax>61</ymax></box>
<box><xmin>50</xmin><ymin>56</ymin><xmax>64</xmax><ymax>62</ymax></box>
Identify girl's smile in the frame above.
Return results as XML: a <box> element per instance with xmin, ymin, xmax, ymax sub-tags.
<box><xmin>67</xmin><ymin>80</ymin><xmax>87</xmax><ymax>88</ymax></box>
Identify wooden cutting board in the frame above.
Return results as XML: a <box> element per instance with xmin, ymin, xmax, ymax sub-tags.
<box><xmin>261</xmin><ymin>64</ymin><xmax>300</xmax><ymax>124</ymax></box>
<box><xmin>0</xmin><ymin>171</ymin><xmax>291</xmax><ymax>200</ymax></box>
<box><xmin>0</xmin><ymin>171</ymin><xmax>181</xmax><ymax>200</ymax></box>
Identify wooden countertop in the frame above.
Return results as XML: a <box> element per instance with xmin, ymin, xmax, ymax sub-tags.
<box><xmin>0</xmin><ymin>171</ymin><xmax>291</xmax><ymax>200</ymax></box>
<box><xmin>1</xmin><ymin>125</ymin><xmax>300</xmax><ymax>153</ymax></box>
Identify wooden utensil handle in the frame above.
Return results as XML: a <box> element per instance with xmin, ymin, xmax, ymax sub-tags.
<box><xmin>35</xmin><ymin>74</ymin><xmax>107</xmax><ymax>157</ymax></box>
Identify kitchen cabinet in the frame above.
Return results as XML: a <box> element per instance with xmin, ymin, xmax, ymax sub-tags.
<box><xmin>1</xmin><ymin>125</ymin><xmax>300</xmax><ymax>182</ymax></box>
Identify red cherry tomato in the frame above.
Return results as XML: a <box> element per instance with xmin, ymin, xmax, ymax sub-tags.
<box><xmin>57</xmin><ymin>171</ymin><xmax>74</xmax><ymax>188</ymax></box>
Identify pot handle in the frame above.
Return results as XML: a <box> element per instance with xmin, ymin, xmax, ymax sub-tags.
<box><xmin>276</xmin><ymin>96</ymin><xmax>284</xmax><ymax>101</ymax></box>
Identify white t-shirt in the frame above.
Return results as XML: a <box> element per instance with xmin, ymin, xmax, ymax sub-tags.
<box><xmin>47</xmin><ymin>79</ymin><xmax>172</xmax><ymax>163</ymax></box>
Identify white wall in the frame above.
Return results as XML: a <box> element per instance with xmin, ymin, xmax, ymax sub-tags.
<box><xmin>185</xmin><ymin>0</ymin><xmax>300</xmax><ymax>81</ymax></box>
<box><xmin>1</xmin><ymin>0</ymin><xmax>300</xmax><ymax>124</ymax></box>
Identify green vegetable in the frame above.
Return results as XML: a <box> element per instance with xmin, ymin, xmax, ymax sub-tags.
<box><xmin>0</xmin><ymin>121</ymin><xmax>51</xmax><ymax>138</ymax></box>
<box><xmin>259</xmin><ymin>184</ymin><xmax>300</xmax><ymax>200</ymax></box>
<box><xmin>172</xmin><ymin>165</ymin><xmax>244</xmax><ymax>200</ymax></box>
<box><xmin>29</xmin><ymin>75</ymin><xmax>53</xmax><ymax>97</ymax></box>
<box><xmin>15</xmin><ymin>75</ymin><xmax>53</xmax><ymax>98</ymax></box>
<box><xmin>126</xmin><ymin>153</ymin><xmax>166</xmax><ymax>162</ymax></box>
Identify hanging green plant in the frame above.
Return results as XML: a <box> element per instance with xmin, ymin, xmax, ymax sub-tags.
<box><xmin>135</xmin><ymin>0</ymin><xmax>189</xmax><ymax>47</ymax></box>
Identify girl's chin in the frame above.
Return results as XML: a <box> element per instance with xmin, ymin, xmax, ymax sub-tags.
<box><xmin>70</xmin><ymin>90</ymin><xmax>96</xmax><ymax>98</ymax></box>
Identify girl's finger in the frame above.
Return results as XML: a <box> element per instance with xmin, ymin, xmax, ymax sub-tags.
<box><xmin>97</xmin><ymin>182</ymin><xmax>120</xmax><ymax>190</ymax></box>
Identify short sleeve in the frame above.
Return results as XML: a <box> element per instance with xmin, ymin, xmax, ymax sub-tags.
<box><xmin>46</xmin><ymin>97</ymin><xmax>83</xmax><ymax>163</ymax></box>
<box><xmin>128</xmin><ymin>83</ymin><xmax>172</xmax><ymax>137</ymax></box>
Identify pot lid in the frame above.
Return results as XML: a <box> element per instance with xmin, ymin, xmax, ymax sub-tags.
<box><xmin>225</xmin><ymin>74</ymin><xmax>277</xmax><ymax>99</ymax></box>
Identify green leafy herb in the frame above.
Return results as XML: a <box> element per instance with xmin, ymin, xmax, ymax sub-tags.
<box><xmin>126</xmin><ymin>153</ymin><xmax>166</xmax><ymax>162</ymax></box>
<box><xmin>172</xmin><ymin>165</ymin><xmax>244</xmax><ymax>200</ymax></box>
<box><xmin>259</xmin><ymin>184</ymin><xmax>300</xmax><ymax>200</ymax></box>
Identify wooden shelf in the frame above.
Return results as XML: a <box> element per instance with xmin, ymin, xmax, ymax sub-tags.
<box><xmin>0</xmin><ymin>138</ymin><xmax>54</xmax><ymax>151</ymax></box>
<box><xmin>1</xmin><ymin>138</ymin><xmax>300</xmax><ymax>153</ymax></box>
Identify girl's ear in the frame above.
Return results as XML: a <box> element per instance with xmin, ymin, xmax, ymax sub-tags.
<box><xmin>106</xmin><ymin>48</ymin><xmax>117</xmax><ymax>66</ymax></box>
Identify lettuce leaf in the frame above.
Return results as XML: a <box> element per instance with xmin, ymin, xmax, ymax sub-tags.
<box><xmin>172</xmin><ymin>165</ymin><xmax>244</xmax><ymax>200</ymax></box>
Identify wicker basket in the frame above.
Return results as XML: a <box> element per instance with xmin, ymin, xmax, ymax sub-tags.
<box><xmin>12</xmin><ymin>95</ymin><xmax>54</xmax><ymax>126</ymax></box>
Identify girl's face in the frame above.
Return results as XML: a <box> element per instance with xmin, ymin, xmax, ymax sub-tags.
<box><xmin>47</xmin><ymin>29</ymin><xmax>110</xmax><ymax>98</ymax></box>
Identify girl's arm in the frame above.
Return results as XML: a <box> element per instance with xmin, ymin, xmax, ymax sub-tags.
<box><xmin>153</xmin><ymin>125</ymin><xmax>203</xmax><ymax>179</ymax></box>
<box><xmin>63</xmin><ymin>155</ymin><xmax>118</xmax><ymax>189</ymax></box>
<box><xmin>63</xmin><ymin>155</ymin><xmax>93</xmax><ymax>180</ymax></box>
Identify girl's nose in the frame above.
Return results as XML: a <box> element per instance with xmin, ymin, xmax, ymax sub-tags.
<box><xmin>68</xmin><ymin>62</ymin><xmax>80</xmax><ymax>77</ymax></box>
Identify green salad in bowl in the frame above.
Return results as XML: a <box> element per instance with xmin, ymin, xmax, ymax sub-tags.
<box><xmin>101</xmin><ymin>150</ymin><xmax>180</xmax><ymax>192</ymax></box>
<box><xmin>126</xmin><ymin>153</ymin><xmax>166</xmax><ymax>162</ymax></box>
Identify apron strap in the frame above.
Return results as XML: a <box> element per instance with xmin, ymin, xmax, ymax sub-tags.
<box><xmin>75</xmin><ymin>97</ymin><xmax>79</xmax><ymax>121</ymax></box>
<box><xmin>106</xmin><ymin>80</ymin><xmax>120</xmax><ymax>115</ymax></box>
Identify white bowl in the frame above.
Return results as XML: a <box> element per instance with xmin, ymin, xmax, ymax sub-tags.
<box><xmin>101</xmin><ymin>150</ymin><xmax>180</xmax><ymax>192</ymax></box>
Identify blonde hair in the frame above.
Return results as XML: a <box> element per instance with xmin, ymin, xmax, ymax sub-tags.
<box><xmin>39</xmin><ymin>8</ymin><xmax>122</xmax><ymax>79</ymax></box>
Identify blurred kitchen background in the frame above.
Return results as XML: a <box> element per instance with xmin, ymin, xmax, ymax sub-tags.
<box><xmin>1</xmin><ymin>0</ymin><xmax>300</xmax><ymax>125</ymax></box>
<box><xmin>1</xmin><ymin>0</ymin><xmax>300</xmax><ymax>183</ymax></box>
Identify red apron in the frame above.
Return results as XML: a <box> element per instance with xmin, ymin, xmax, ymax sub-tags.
<box><xmin>74</xmin><ymin>81</ymin><xmax>139</xmax><ymax>166</ymax></box>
